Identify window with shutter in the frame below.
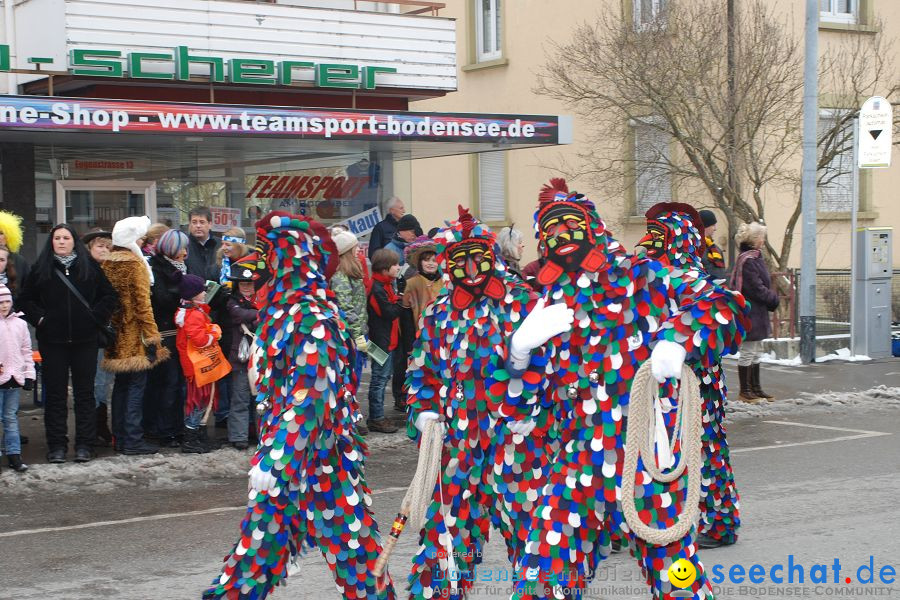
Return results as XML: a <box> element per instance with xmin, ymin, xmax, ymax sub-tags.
<box><xmin>817</xmin><ymin>113</ymin><xmax>854</xmax><ymax>212</ymax></box>
<box><xmin>633</xmin><ymin>120</ymin><xmax>672</xmax><ymax>215</ymax></box>
<box><xmin>478</xmin><ymin>152</ymin><xmax>506</xmax><ymax>222</ymax></box>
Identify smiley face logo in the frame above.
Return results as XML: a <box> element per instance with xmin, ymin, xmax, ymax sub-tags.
<box><xmin>668</xmin><ymin>559</ymin><xmax>697</xmax><ymax>589</ymax></box>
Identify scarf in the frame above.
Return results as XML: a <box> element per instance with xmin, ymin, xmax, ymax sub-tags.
<box><xmin>165</xmin><ymin>255</ymin><xmax>188</xmax><ymax>274</ymax></box>
<box><xmin>372</xmin><ymin>272</ymin><xmax>400</xmax><ymax>350</ymax></box>
<box><xmin>421</xmin><ymin>270</ymin><xmax>441</xmax><ymax>282</ymax></box>
<box><xmin>219</xmin><ymin>257</ymin><xmax>232</xmax><ymax>285</ymax></box>
<box><xmin>729</xmin><ymin>248</ymin><xmax>761</xmax><ymax>292</ymax></box>
<box><xmin>54</xmin><ymin>253</ymin><xmax>77</xmax><ymax>271</ymax></box>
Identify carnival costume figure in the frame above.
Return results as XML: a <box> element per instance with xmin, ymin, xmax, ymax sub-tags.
<box><xmin>637</xmin><ymin>203</ymin><xmax>749</xmax><ymax>549</ymax></box>
<box><xmin>500</xmin><ymin>180</ymin><xmax>747</xmax><ymax>600</ymax></box>
<box><xmin>204</xmin><ymin>211</ymin><xmax>394</xmax><ymax>600</ymax></box>
<box><xmin>404</xmin><ymin>206</ymin><xmax>572</xmax><ymax>599</ymax></box>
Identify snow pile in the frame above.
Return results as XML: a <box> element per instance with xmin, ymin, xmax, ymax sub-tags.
<box><xmin>727</xmin><ymin>385</ymin><xmax>900</xmax><ymax>420</ymax></box>
<box><xmin>817</xmin><ymin>347</ymin><xmax>871</xmax><ymax>362</ymax></box>
<box><xmin>0</xmin><ymin>433</ymin><xmax>411</xmax><ymax>496</ymax></box>
<box><xmin>758</xmin><ymin>352</ymin><xmax>802</xmax><ymax>366</ymax></box>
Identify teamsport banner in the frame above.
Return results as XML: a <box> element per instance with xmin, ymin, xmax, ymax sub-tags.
<box><xmin>0</xmin><ymin>95</ymin><xmax>561</xmax><ymax>144</ymax></box>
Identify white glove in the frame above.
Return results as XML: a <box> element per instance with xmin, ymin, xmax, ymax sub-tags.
<box><xmin>414</xmin><ymin>411</ymin><xmax>442</xmax><ymax>434</ymax></box>
<box><xmin>355</xmin><ymin>336</ymin><xmax>369</xmax><ymax>353</ymax></box>
<box><xmin>650</xmin><ymin>340</ymin><xmax>687</xmax><ymax>383</ymax></box>
<box><xmin>249</xmin><ymin>463</ymin><xmax>278</xmax><ymax>493</ymax></box>
<box><xmin>508</xmin><ymin>419</ymin><xmax>536</xmax><ymax>436</ymax></box>
<box><xmin>510</xmin><ymin>299</ymin><xmax>575</xmax><ymax>366</ymax></box>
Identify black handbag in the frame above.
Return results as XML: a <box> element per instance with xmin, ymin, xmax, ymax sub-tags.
<box><xmin>55</xmin><ymin>270</ymin><xmax>117</xmax><ymax>348</ymax></box>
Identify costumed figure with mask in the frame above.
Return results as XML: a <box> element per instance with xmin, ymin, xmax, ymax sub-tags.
<box><xmin>636</xmin><ymin>203</ymin><xmax>749</xmax><ymax>550</ymax></box>
<box><xmin>499</xmin><ymin>180</ymin><xmax>746</xmax><ymax>600</ymax></box>
<box><xmin>404</xmin><ymin>206</ymin><xmax>572</xmax><ymax>599</ymax></box>
<box><xmin>204</xmin><ymin>211</ymin><xmax>394</xmax><ymax>600</ymax></box>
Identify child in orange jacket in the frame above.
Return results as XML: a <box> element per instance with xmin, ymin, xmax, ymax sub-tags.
<box><xmin>175</xmin><ymin>274</ymin><xmax>222</xmax><ymax>454</ymax></box>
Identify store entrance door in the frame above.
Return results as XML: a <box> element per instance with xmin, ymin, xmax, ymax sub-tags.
<box><xmin>55</xmin><ymin>180</ymin><xmax>157</xmax><ymax>237</ymax></box>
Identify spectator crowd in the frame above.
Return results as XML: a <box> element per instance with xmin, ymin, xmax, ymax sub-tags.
<box><xmin>0</xmin><ymin>198</ymin><xmax>772</xmax><ymax>473</ymax></box>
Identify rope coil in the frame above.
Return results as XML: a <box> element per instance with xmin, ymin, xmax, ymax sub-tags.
<box><xmin>622</xmin><ymin>361</ymin><xmax>703</xmax><ymax>546</ymax></box>
<box><xmin>373</xmin><ymin>418</ymin><xmax>445</xmax><ymax>580</ymax></box>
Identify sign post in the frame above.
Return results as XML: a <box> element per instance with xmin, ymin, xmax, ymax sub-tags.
<box><xmin>852</xmin><ymin>96</ymin><xmax>894</xmax><ymax>355</ymax></box>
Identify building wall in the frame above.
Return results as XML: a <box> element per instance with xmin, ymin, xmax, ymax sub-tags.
<box><xmin>408</xmin><ymin>0</ymin><xmax>900</xmax><ymax>269</ymax></box>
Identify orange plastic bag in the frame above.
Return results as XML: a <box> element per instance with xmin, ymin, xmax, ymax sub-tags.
<box><xmin>186</xmin><ymin>340</ymin><xmax>232</xmax><ymax>387</ymax></box>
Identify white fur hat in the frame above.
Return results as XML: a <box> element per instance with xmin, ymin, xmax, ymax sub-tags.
<box><xmin>112</xmin><ymin>216</ymin><xmax>152</xmax><ymax>275</ymax></box>
<box><xmin>332</xmin><ymin>230</ymin><xmax>358</xmax><ymax>256</ymax></box>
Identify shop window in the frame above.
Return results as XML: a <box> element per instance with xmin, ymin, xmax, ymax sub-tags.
<box><xmin>475</xmin><ymin>0</ymin><xmax>502</xmax><ymax>62</ymax></box>
<box><xmin>477</xmin><ymin>152</ymin><xmax>506</xmax><ymax>222</ymax></box>
<box><xmin>817</xmin><ymin>111</ymin><xmax>854</xmax><ymax>212</ymax></box>
<box><xmin>632</xmin><ymin>118</ymin><xmax>672</xmax><ymax>215</ymax></box>
<box><xmin>821</xmin><ymin>0</ymin><xmax>857</xmax><ymax>24</ymax></box>
<box><xmin>634</xmin><ymin>0</ymin><xmax>668</xmax><ymax>29</ymax></box>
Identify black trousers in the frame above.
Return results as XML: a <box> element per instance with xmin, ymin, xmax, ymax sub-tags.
<box><xmin>41</xmin><ymin>340</ymin><xmax>98</xmax><ymax>451</ymax></box>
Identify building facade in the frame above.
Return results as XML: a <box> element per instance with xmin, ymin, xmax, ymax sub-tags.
<box><xmin>407</xmin><ymin>0</ymin><xmax>900</xmax><ymax>269</ymax></box>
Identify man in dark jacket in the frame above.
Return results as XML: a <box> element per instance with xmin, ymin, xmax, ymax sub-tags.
<box><xmin>184</xmin><ymin>206</ymin><xmax>220</xmax><ymax>281</ymax></box>
<box><xmin>699</xmin><ymin>209</ymin><xmax>728</xmax><ymax>281</ymax></box>
<box><xmin>367</xmin><ymin>196</ymin><xmax>405</xmax><ymax>258</ymax></box>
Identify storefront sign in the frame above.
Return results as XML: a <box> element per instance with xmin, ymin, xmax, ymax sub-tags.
<box><xmin>210</xmin><ymin>206</ymin><xmax>241</xmax><ymax>232</ymax></box>
<box><xmin>0</xmin><ymin>44</ymin><xmax>397</xmax><ymax>90</ymax></box>
<box><xmin>247</xmin><ymin>174</ymin><xmax>372</xmax><ymax>201</ymax></box>
<box><xmin>0</xmin><ymin>95</ymin><xmax>561</xmax><ymax>144</ymax></box>
<box><xmin>334</xmin><ymin>207</ymin><xmax>383</xmax><ymax>239</ymax></box>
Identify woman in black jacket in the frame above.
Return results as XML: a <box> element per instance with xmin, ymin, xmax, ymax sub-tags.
<box><xmin>145</xmin><ymin>229</ymin><xmax>189</xmax><ymax>447</ymax></box>
<box><xmin>18</xmin><ymin>224</ymin><xmax>118</xmax><ymax>463</ymax></box>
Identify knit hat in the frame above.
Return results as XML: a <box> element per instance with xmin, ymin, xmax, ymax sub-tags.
<box><xmin>699</xmin><ymin>209</ymin><xmax>717</xmax><ymax>228</ymax></box>
<box><xmin>397</xmin><ymin>214</ymin><xmax>422</xmax><ymax>234</ymax></box>
<box><xmin>0</xmin><ymin>284</ymin><xmax>11</xmax><ymax>302</ymax></box>
<box><xmin>332</xmin><ymin>230</ymin><xmax>359</xmax><ymax>256</ymax></box>
<box><xmin>157</xmin><ymin>229</ymin><xmax>190</xmax><ymax>260</ymax></box>
<box><xmin>179</xmin><ymin>274</ymin><xmax>207</xmax><ymax>300</ymax></box>
<box><xmin>0</xmin><ymin>210</ymin><xmax>24</xmax><ymax>253</ymax></box>
<box><xmin>112</xmin><ymin>216</ymin><xmax>152</xmax><ymax>261</ymax></box>
<box><xmin>404</xmin><ymin>235</ymin><xmax>437</xmax><ymax>268</ymax></box>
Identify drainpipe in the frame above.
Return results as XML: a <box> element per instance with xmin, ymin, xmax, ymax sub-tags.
<box><xmin>4</xmin><ymin>0</ymin><xmax>16</xmax><ymax>94</ymax></box>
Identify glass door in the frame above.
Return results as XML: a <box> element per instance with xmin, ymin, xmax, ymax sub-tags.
<box><xmin>55</xmin><ymin>180</ymin><xmax>157</xmax><ymax>237</ymax></box>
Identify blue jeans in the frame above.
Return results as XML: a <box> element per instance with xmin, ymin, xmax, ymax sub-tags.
<box><xmin>111</xmin><ymin>371</ymin><xmax>148</xmax><ymax>449</ymax></box>
<box><xmin>214</xmin><ymin>373</ymin><xmax>231</xmax><ymax>424</ymax></box>
<box><xmin>0</xmin><ymin>387</ymin><xmax>22</xmax><ymax>455</ymax></box>
<box><xmin>94</xmin><ymin>349</ymin><xmax>113</xmax><ymax>408</ymax></box>
<box><xmin>227</xmin><ymin>368</ymin><xmax>251</xmax><ymax>443</ymax></box>
<box><xmin>367</xmin><ymin>351</ymin><xmax>393</xmax><ymax>422</ymax></box>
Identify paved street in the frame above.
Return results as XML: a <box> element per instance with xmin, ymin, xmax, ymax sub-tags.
<box><xmin>1</xmin><ymin>358</ymin><xmax>899</xmax><ymax>599</ymax></box>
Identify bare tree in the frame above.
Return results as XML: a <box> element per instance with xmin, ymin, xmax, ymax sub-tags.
<box><xmin>536</xmin><ymin>0</ymin><xmax>900</xmax><ymax>269</ymax></box>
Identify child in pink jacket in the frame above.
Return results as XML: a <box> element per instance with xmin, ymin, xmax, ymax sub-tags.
<box><xmin>0</xmin><ymin>284</ymin><xmax>34</xmax><ymax>473</ymax></box>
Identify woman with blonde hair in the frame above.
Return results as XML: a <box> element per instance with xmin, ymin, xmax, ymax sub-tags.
<box><xmin>142</xmin><ymin>223</ymin><xmax>170</xmax><ymax>257</ymax></box>
<box><xmin>216</xmin><ymin>227</ymin><xmax>248</xmax><ymax>285</ymax></box>
<box><xmin>730</xmin><ymin>221</ymin><xmax>779</xmax><ymax>402</ymax></box>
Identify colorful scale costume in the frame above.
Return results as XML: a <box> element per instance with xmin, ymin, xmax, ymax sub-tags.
<box><xmin>204</xmin><ymin>212</ymin><xmax>394</xmax><ymax>600</ymax></box>
<box><xmin>637</xmin><ymin>203</ymin><xmax>750</xmax><ymax>547</ymax></box>
<box><xmin>497</xmin><ymin>181</ymin><xmax>747</xmax><ymax>599</ymax></box>
<box><xmin>404</xmin><ymin>207</ymin><xmax>556</xmax><ymax>599</ymax></box>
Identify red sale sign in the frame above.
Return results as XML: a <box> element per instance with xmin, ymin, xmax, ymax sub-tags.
<box><xmin>210</xmin><ymin>207</ymin><xmax>241</xmax><ymax>232</ymax></box>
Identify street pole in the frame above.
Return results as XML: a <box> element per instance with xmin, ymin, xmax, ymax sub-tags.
<box><xmin>799</xmin><ymin>0</ymin><xmax>819</xmax><ymax>364</ymax></box>
<box><xmin>849</xmin><ymin>115</ymin><xmax>859</xmax><ymax>355</ymax></box>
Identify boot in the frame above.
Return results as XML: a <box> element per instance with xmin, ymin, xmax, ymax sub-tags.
<box><xmin>181</xmin><ymin>427</ymin><xmax>210</xmax><ymax>454</ymax></box>
<box><xmin>368</xmin><ymin>418</ymin><xmax>399</xmax><ymax>434</ymax></box>
<box><xmin>750</xmin><ymin>363</ymin><xmax>774</xmax><ymax>401</ymax></box>
<box><xmin>95</xmin><ymin>403</ymin><xmax>112</xmax><ymax>447</ymax></box>
<box><xmin>738</xmin><ymin>365</ymin><xmax>761</xmax><ymax>403</ymax></box>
